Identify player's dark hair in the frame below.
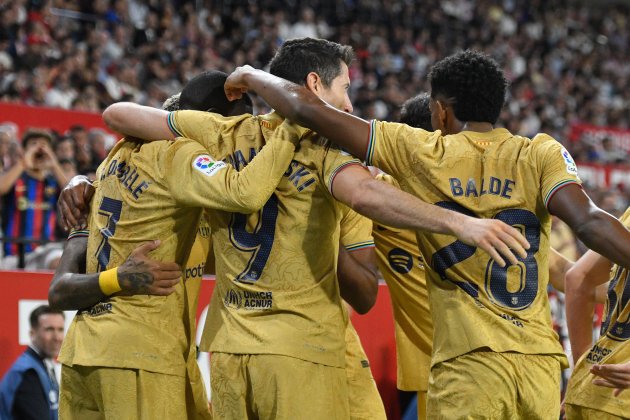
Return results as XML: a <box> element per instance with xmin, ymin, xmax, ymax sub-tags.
<box><xmin>30</xmin><ymin>305</ymin><xmax>64</xmax><ymax>329</ymax></box>
<box><xmin>268</xmin><ymin>37</ymin><xmax>354</xmax><ymax>87</ymax></box>
<box><xmin>179</xmin><ymin>70</ymin><xmax>253</xmax><ymax>116</ymax></box>
<box><xmin>400</xmin><ymin>93</ymin><xmax>432</xmax><ymax>130</ymax></box>
<box><xmin>428</xmin><ymin>50</ymin><xmax>507</xmax><ymax>124</ymax></box>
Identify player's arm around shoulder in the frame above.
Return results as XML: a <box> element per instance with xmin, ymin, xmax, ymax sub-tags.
<box><xmin>103</xmin><ymin>102</ymin><xmax>172</xmax><ymax>141</ymax></box>
<box><xmin>165</xmin><ymin>122</ymin><xmax>300</xmax><ymax>213</ymax></box>
<box><xmin>331</xmin><ymin>164</ymin><xmax>529</xmax><ymax>267</ymax></box>
<box><xmin>225</xmin><ymin>65</ymin><xmax>371</xmax><ymax>158</ymax></box>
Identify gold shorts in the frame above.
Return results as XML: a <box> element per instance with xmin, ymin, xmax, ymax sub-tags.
<box><xmin>345</xmin><ymin>323</ymin><xmax>386</xmax><ymax>420</ymax></box>
<box><xmin>210</xmin><ymin>353</ymin><xmax>349</xmax><ymax>420</ymax></box>
<box><xmin>427</xmin><ymin>351</ymin><xmax>561</xmax><ymax>420</ymax></box>
<box><xmin>59</xmin><ymin>364</ymin><xmax>210</xmax><ymax>420</ymax></box>
<box><xmin>565</xmin><ymin>403</ymin><xmax>627</xmax><ymax>420</ymax></box>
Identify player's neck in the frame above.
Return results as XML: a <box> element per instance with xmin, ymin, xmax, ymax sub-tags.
<box><xmin>461</xmin><ymin>122</ymin><xmax>494</xmax><ymax>133</ymax></box>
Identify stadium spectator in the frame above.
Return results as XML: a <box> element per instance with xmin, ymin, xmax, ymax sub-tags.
<box><xmin>0</xmin><ymin>0</ymin><xmax>625</xmax><ymax>162</ymax></box>
<box><xmin>0</xmin><ymin>304</ymin><xmax>64</xmax><ymax>420</ymax></box>
<box><xmin>599</xmin><ymin>137</ymin><xmax>627</xmax><ymax>164</ymax></box>
<box><xmin>0</xmin><ymin>129</ymin><xmax>68</xmax><ymax>269</ymax></box>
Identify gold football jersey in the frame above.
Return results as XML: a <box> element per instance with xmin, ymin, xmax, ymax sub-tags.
<box><xmin>366</xmin><ymin>122</ymin><xmax>580</xmax><ymax>367</ymax></box>
<box><xmin>565</xmin><ymin>207</ymin><xmax>630</xmax><ymax>417</ymax></box>
<box><xmin>373</xmin><ymin>173</ymin><xmax>432</xmax><ymax>391</ymax></box>
<box><xmin>339</xmin><ymin>202</ymin><xmax>375</xmax><ymax>253</ymax></box>
<box><xmin>59</xmin><ymin>128</ymin><xmax>298</xmax><ymax>375</ymax></box>
<box><xmin>170</xmin><ymin>110</ymin><xmax>361</xmax><ymax>368</ymax></box>
<box><xmin>182</xmin><ymin>212</ymin><xmax>213</xmax><ymax>419</ymax></box>
<box><xmin>339</xmin><ymin>198</ymin><xmax>386</xmax><ymax>420</ymax></box>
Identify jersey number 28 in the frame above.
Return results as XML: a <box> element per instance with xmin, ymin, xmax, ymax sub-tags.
<box><xmin>431</xmin><ymin>201</ymin><xmax>541</xmax><ymax>311</ymax></box>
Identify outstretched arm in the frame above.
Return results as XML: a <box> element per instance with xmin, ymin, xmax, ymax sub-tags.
<box><xmin>103</xmin><ymin>103</ymin><xmax>173</xmax><ymax>141</ymax></box>
<box><xmin>332</xmin><ymin>165</ymin><xmax>529</xmax><ymax>267</ymax></box>
<box><xmin>548</xmin><ymin>247</ymin><xmax>607</xmax><ymax>302</ymax></box>
<box><xmin>549</xmin><ymin>184</ymin><xmax>630</xmax><ymax>269</ymax></box>
<box><xmin>167</xmin><ymin>120</ymin><xmax>300</xmax><ymax>213</ymax></box>
<box><xmin>564</xmin><ymin>249</ymin><xmax>612</xmax><ymax>363</ymax></box>
<box><xmin>225</xmin><ymin>66</ymin><xmax>371</xmax><ymax>159</ymax></box>
<box><xmin>49</xmin><ymin>238</ymin><xmax>182</xmax><ymax>311</ymax></box>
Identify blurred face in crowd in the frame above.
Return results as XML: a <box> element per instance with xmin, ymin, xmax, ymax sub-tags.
<box><xmin>30</xmin><ymin>313</ymin><xmax>65</xmax><ymax>359</ymax></box>
<box><xmin>60</xmin><ymin>159</ymin><xmax>77</xmax><ymax>179</ymax></box>
<box><xmin>55</xmin><ymin>138</ymin><xmax>75</xmax><ymax>161</ymax></box>
<box><xmin>25</xmin><ymin>136</ymin><xmax>54</xmax><ymax>172</ymax></box>
<box><xmin>315</xmin><ymin>62</ymin><xmax>353</xmax><ymax>113</ymax></box>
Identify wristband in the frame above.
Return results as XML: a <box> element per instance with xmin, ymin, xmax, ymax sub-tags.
<box><xmin>98</xmin><ymin>268</ymin><xmax>121</xmax><ymax>295</ymax></box>
<box><xmin>67</xmin><ymin>229</ymin><xmax>89</xmax><ymax>240</ymax></box>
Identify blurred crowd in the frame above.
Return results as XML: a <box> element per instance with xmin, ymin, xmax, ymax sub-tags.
<box><xmin>0</xmin><ymin>0</ymin><xmax>629</xmax><ymax>268</ymax></box>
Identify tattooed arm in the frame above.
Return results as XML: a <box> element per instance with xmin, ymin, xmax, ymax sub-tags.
<box><xmin>49</xmin><ymin>239</ymin><xmax>182</xmax><ymax>311</ymax></box>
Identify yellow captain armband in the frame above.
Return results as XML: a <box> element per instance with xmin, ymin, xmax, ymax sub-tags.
<box><xmin>98</xmin><ymin>268</ymin><xmax>121</xmax><ymax>296</ymax></box>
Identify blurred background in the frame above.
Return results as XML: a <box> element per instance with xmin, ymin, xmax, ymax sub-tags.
<box><xmin>0</xmin><ymin>0</ymin><xmax>628</xmax><ymax>417</ymax></box>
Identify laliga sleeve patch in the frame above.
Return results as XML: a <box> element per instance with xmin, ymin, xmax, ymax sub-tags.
<box><xmin>560</xmin><ymin>147</ymin><xmax>578</xmax><ymax>176</ymax></box>
<box><xmin>193</xmin><ymin>155</ymin><xmax>227</xmax><ymax>177</ymax></box>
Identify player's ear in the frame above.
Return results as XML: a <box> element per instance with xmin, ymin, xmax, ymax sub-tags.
<box><xmin>305</xmin><ymin>72</ymin><xmax>322</xmax><ymax>95</ymax></box>
<box><xmin>434</xmin><ymin>99</ymin><xmax>448</xmax><ymax>132</ymax></box>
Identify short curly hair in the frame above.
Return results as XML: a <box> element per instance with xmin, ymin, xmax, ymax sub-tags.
<box><xmin>428</xmin><ymin>50</ymin><xmax>507</xmax><ymax>124</ymax></box>
<box><xmin>269</xmin><ymin>38</ymin><xmax>354</xmax><ymax>88</ymax></box>
<box><xmin>400</xmin><ymin>93</ymin><xmax>432</xmax><ymax>130</ymax></box>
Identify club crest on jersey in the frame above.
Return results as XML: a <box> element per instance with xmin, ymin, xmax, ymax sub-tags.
<box><xmin>193</xmin><ymin>155</ymin><xmax>226</xmax><ymax>177</ymax></box>
<box><xmin>560</xmin><ymin>147</ymin><xmax>578</xmax><ymax>176</ymax></box>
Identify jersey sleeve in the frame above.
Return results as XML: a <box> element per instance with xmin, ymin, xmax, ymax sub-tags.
<box><xmin>364</xmin><ymin>120</ymin><xmax>431</xmax><ymax>178</ymax></box>
<box><xmin>167</xmin><ymin>110</ymin><xmax>252</xmax><ymax>155</ymax></box>
<box><xmin>165</xmin><ymin>121</ymin><xmax>299</xmax><ymax>213</ymax></box>
<box><xmin>321</xmin><ymin>145</ymin><xmax>364</xmax><ymax>194</ymax></box>
<box><xmin>339</xmin><ymin>203</ymin><xmax>374</xmax><ymax>251</ymax></box>
<box><xmin>533</xmin><ymin>134</ymin><xmax>582</xmax><ymax>208</ymax></box>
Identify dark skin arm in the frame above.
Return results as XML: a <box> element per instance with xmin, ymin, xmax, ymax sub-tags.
<box><xmin>548</xmin><ymin>184</ymin><xmax>630</xmax><ymax>269</ymax></box>
<box><xmin>224</xmin><ymin>66</ymin><xmax>370</xmax><ymax>158</ymax></box>
<box><xmin>337</xmin><ymin>246</ymin><xmax>379</xmax><ymax>315</ymax></box>
<box><xmin>225</xmin><ymin>69</ymin><xmax>630</xmax><ymax>269</ymax></box>
<box><xmin>57</xmin><ymin>175</ymin><xmax>94</xmax><ymax>231</ymax></box>
<box><xmin>49</xmin><ymin>238</ymin><xmax>182</xmax><ymax>311</ymax></box>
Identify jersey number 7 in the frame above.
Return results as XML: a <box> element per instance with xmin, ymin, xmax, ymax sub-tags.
<box><xmin>95</xmin><ymin>196</ymin><xmax>123</xmax><ymax>271</ymax></box>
